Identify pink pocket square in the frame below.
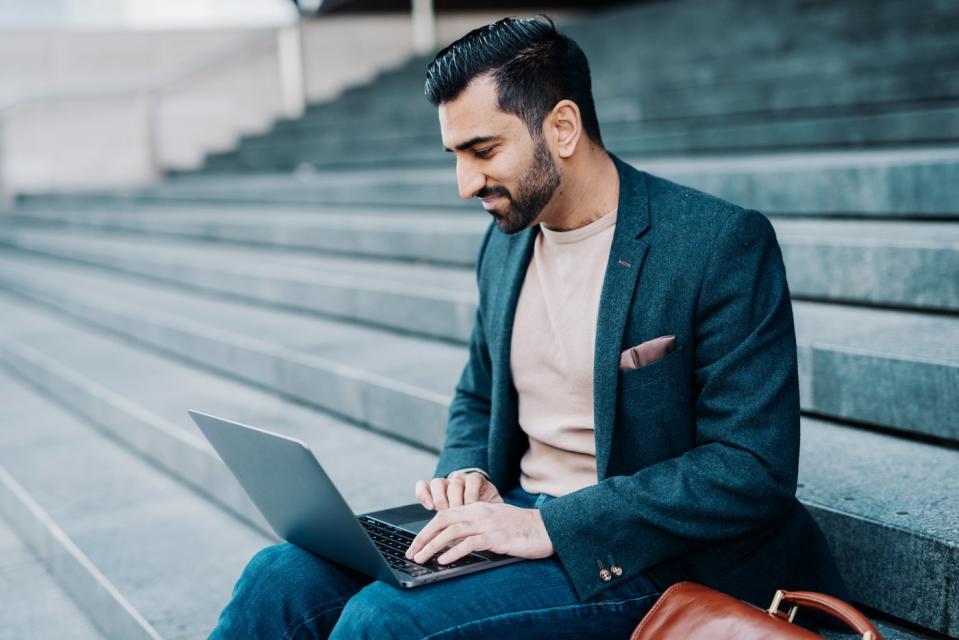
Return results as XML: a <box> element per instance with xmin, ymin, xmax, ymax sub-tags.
<box><xmin>619</xmin><ymin>335</ymin><xmax>677</xmax><ymax>371</ymax></box>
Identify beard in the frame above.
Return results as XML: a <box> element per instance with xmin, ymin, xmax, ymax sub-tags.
<box><xmin>479</xmin><ymin>137</ymin><xmax>561</xmax><ymax>235</ymax></box>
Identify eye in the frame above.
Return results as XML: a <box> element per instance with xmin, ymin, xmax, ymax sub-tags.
<box><xmin>474</xmin><ymin>147</ymin><xmax>496</xmax><ymax>159</ymax></box>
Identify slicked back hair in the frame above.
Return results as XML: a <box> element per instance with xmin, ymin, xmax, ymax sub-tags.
<box><xmin>425</xmin><ymin>16</ymin><xmax>604</xmax><ymax>147</ymax></box>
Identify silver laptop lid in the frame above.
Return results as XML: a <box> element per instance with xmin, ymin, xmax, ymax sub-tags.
<box><xmin>187</xmin><ymin>410</ymin><xmax>397</xmax><ymax>585</ymax></box>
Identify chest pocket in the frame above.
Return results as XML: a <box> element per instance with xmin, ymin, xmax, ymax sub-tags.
<box><xmin>619</xmin><ymin>342</ymin><xmax>687</xmax><ymax>392</ymax></box>
<box><xmin>615</xmin><ymin>343</ymin><xmax>694</xmax><ymax>465</ymax></box>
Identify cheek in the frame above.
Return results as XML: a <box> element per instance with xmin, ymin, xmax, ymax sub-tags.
<box><xmin>492</xmin><ymin>151</ymin><xmax>526</xmax><ymax>186</ymax></box>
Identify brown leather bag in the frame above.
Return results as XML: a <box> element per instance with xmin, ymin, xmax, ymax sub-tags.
<box><xmin>630</xmin><ymin>582</ymin><xmax>882</xmax><ymax>640</ymax></box>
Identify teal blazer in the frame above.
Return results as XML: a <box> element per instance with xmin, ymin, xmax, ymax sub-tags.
<box><xmin>434</xmin><ymin>154</ymin><xmax>846</xmax><ymax>604</ymax></box>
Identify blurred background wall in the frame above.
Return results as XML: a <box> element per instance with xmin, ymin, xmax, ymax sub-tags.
<box><xmin>0</xmin><ymin>0</ymin><xmax>580</xmax><ymax>197</ymax></box>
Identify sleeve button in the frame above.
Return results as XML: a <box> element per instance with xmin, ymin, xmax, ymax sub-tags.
<box><xmin>599</xmin><ymin>569</ymin><xmax>612</xmax><ymax>582</ymax></box>
<box><xmin>610</xmin><ymin>564</ymin><xmax>623</xmax><ymax>577</ymax></box>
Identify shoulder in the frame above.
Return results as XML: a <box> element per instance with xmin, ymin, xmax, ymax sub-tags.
<box><xmin>639</xmin><ymin>170</ymin><xmax>777</xmax><ymax>255</ymax></box>
<box><xmin>644</xmin><ymin>170</ymin><xmax>772</xmax><ymax>235</ymax></box>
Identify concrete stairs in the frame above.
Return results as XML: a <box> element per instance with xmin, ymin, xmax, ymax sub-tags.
<box><xmin>1</xmin><ymin>0</ymin><xmax>957</xmax><ymax>638</ymax></box>
<box><xmin>0</xmin><ymin>186</ymin><xmax>955</xmax><ymax>638</ymax></box>
<box><xmin>0</xmin><ymin>289</ymin><xmax>436</xmax><ymax>637</ymax></box>
<box><xmin>0</xmin><ymin>516</ymin><xmax>106</xmax><ymax>639</ymax></box>
<box><xmin>190</xmin><ymin>0</ymin><xmax>959</xmax><ymax>173</ymax></box>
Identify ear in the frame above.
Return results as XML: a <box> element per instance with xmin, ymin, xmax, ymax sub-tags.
<box><xmin>547</xmin><ymin>99</ymin><xmax>583</xmax><ymax>159</ymax></box>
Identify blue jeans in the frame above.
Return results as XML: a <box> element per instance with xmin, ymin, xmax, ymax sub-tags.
<box><xmin>209</xmin><ymin>485</ymin><xmax>662</xmax><ymax>639</ymax></box>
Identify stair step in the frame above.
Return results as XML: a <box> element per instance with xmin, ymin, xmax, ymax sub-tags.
<box><xmin>224</xmin><ymin>101</ymin><xmax>959</xmax><ymax>166</ymax></box>
<box><xmin>0</xmin><ymin>252</ymin><xmax>461</xmax><ymax>449</ymax></box>
<box><xmin>0</xmin><ymin>366</ymin><xmax>270</xmax><ymax>639</ymax></box>
<box><xmin>0</xmin><ymin>224</ymin><xmax>477</xmax><ymax>298</ymax></box>
<box><xmin>0</xmin><ymin>290</ymin><xmax>436</xmax><ymax>518</ymax></box>
<box><xmin>2</xmin><ymin>203</ymin><xmax>488</xmax><ymax>266</ymax></box>
<box><xmin>797</xmin><ymin>418</ymin><xmax>959</xmax><ymax>636</ymax></box>
<box><xmin>21</xmin><ymin>148</ymin><xmax>959</xmax><ymax>217</ymax></box>
<box><xmin>793</xmin><ymin>301</ymin><xmax>959</xmax><ymax>443</ymax></box>
<box><xmin>0</xmin><ymin>249</ymin><xmax>954</xmax><ymax>444</ymax></box>
<box><xmin>0</xmin><ymin>517</ymin><xmax>107</xmax><ymax>639</ymax></box>
<box><xmin>0</xmin><ymin>226</ymin><xmax>478</xmax><ymax>342</ymax></box>
<box><xmin>4</xmin><ymin>210</ymin><xmax>959</xmax><ymax>312</ymax></box>
<box><xmin>273</xmin><ymin>55</ymin><xmax>959</xmax><ymax>139</ymax></box>
<box><xmin>776</xmin><ymin>218</ymin><xmax>959</xmax><ymax>311</ymax></box>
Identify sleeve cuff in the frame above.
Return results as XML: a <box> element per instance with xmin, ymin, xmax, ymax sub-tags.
<box><xmin>446</xmin><ymin>467</ymin><xmax>490</xmax><ymax>480</ymax></box>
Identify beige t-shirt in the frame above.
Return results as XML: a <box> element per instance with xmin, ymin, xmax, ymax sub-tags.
<box><xmin>510</xmin><ymin>209</ymin><xmax>617</xmax><ymax>496</ymax></box>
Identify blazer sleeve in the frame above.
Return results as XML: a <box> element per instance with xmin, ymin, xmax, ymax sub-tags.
<box><xmin>538</xmin><ymin>209</ymin><xmax>801</xmax><ymax>601</ymax></box>
<box><xmin>433</xmin><ymin>224</ymin><xmax>497</xmax><ymax>478</ymax></box>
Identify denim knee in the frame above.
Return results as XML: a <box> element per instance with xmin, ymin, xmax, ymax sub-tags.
<box><xmin>236</xmin><ymin>544</ymin><xmax>300</xmax><ymax>601</ymax></box>
<box><xmin>330</xmin><ymin>582</ymin><xmax>423</xmax><ymax>640</ymax></box>
<box><xmin>210</xmin><ymin>543</ymin><xmax>361</xmax><ymax>640</ymax></box>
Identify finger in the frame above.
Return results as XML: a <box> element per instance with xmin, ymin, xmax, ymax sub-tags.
<box><xmin>412</xmin><ymin>520</ymin><xmax>474</xmax><ymax>565</ymax></box>
<box><xmin>429</xmin><ymin>478</ymin><xmax>450</xmax><ymax>511</ymax></box>
<box><xmin>414</xmin><ymin>480</ymin><xmax>433</xmax><ymax>509</ymax></box>
<box><xmin>464</xmin><ymin>473</ymin><xmax>483</xmax><ymax>504</ymax></box>
<box><xmin>437</xmin><ymin>534</ymin><xmax>486</xmax><ymax>564</ymax></box>
<box><xmin>483</xmin><ymin>483</ymin><xmax>504</xmax><ymax>503</ymax></box>
<box><xmin>446</xmin><ymin>476</ymin><xmax>465</xmax><ymax>509</ymax></box>
<box><xmin>405</xmin><ymin>506</ymin><xmax>472</xmax><ymax>561</ymax></box>
<box><xmin>405</xmin><ymin>509</ymin><xmax>451</xmax><ymax>560</ymax></box>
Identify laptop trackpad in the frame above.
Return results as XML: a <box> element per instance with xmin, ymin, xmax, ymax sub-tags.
<box><xmin>397</xmin><ymin>518</ymin><xmax>433</xmax><ymax>534</ymax></box>
<box><xmin>365</xmin><ymin>502</ymin><xmax>436</xmax><ymax>534</ymax></box>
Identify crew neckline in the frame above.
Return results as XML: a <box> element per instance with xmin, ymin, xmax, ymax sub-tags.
<box><xmin>540</xmin><ymin>208</ymin><xmax>617</xmax><ymax>245</ymax></box>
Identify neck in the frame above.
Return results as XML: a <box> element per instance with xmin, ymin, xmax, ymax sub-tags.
<box><xmin>539</xmin><ymin>148</ymin><xmax>619</xmax><ymax>232</ymax></box>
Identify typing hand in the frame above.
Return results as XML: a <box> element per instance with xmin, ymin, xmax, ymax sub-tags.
<box><xmin>413</xmin><ymin>471</ymin><xmax>503</xmax><ymax>510</ymax></box>
<box><xmin>405</xmin><ymin>501</ymin><xmax>554</xmax><ymax>565</ymax></box>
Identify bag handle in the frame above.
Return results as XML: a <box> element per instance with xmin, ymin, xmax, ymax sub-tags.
<box><xmin>768</xmin><ymin>590</ymin><xmax>882</xmax><ymax>640</ymax></box>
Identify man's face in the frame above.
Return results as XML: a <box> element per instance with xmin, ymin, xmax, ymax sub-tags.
<box><xmin>439</xmin><ymin>75</ymin><xmax>561</xmax><ymax>234</ymax></box>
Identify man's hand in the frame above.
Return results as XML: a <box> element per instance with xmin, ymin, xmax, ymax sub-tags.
<box><xmin>404</xmin><ymin>502</ymin><xmax>554</xmax><ymax>565</ymax></box>
<box><xmin>414</xmin><ymin>471</ymin><xmax>503</xmax><ymax>510</ymax></box>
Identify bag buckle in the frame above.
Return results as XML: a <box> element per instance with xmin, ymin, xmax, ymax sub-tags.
<box><xmin>767</xmin><ymin>590</ymin><xmax>799</xmax><ymax>623</ymax></box>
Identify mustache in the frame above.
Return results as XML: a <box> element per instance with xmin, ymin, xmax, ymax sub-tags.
<box><xmin>476</xmin><ymin>186</ymin><xmax>510</xmax><ymax>200</ymax></box>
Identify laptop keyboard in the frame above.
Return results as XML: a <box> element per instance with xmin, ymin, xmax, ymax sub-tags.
<box><xmin>358</xmin><ymin>516</ymin><xmax>486</xmax><ymax>577</ymax></box>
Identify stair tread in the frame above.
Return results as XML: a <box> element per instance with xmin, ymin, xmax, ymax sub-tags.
<box><xmin>29</xmin><ymin>144</ymin><xmax>959</xmax><ymax>198</ymax></box>
<box><xmin>798</xmin><ymin>417</ymin><xmax>959</xmax><ymax>545</ymax></box>
<box><xmin>0</xmin><ymin>367</ymin><xmax>270</xmax><ymax>640</ymax></box>
<box><xmin>0</xmin><ymin>226</ymin><xmax>478</xmax><ymax>296</ymax></box>
<box><xmin>0</xmin><ymin>252</ymin><xmax>467</xmax><ymax>394</ymax></box>
<box><xmin>2</xmin><ymin>242</ymin><xmax>957</xmax><ymax>365</ymax></box>
<box><xmin>7</xmin><ymin>203</ymin><xmax>487</xmax><ymax>232</ymax></box>
<box><xmin>0</xmin><ymin>519</ymin><xmax>106</xmax><ymax>639</ymax></box>
<box><xmin>13</xmin><ymin>207</ymin><xmax>959</xmax><ymax>247</ymax></box>
<box><xmin>0</xmin><ymin>289</ymin><xmax>436</xmax><ymax>515</ymax></box>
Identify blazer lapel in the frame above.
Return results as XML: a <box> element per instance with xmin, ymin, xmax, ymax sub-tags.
<box><xmin>594</xmin><ymin>155</ymin><xmax>652</xmax><ymax>480</ymax></box>
<box><xmin>488</xmin><ymin>224</ymin><xmax>537</xmax><ymax>484</ymax></box>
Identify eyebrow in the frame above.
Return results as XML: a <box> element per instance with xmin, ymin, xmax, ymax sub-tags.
<box><xmin>444</xmin><ymin>135</ymin><xmax>499</xmax><ymax>153</ymax></box>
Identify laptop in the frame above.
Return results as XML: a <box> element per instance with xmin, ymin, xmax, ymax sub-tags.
<box><xmin>188</xmin><ymin>410</ymin><xmax>522</xmax><ymax>588</ymax></box>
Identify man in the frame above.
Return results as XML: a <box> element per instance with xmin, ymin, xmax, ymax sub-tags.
<box><xmin>209</xmin><ymin>16</ymin><xmax>845</xmax><ymax>639</ymax></box>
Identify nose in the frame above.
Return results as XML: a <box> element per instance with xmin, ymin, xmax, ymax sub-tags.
<box><xmin>456</xmin><ymin>158</ymin><xmax>485</xmax><ymax>200</ymax></box>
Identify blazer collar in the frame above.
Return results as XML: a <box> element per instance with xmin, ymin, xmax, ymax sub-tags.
<box><xmin>491</xmin><ymin>153</ymin><xmax>652</xmax><ymax>480</ymax></box>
